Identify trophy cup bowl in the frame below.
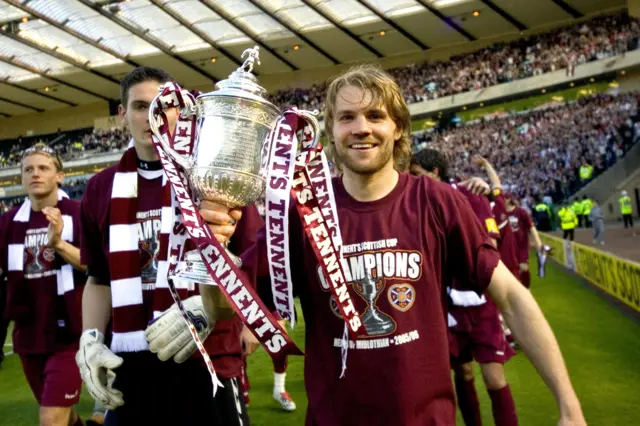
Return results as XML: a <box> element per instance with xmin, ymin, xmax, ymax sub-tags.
<box><xmin>153</xmin><ymin>47</ymin><xmax>281</xmax><ymax>285</ymax></box>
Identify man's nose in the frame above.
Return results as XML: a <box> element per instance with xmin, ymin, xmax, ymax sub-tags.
<box><xmin>351</xmin><ymin>115</ymin><xmax>372</xmax><ymax>135</ymax></box>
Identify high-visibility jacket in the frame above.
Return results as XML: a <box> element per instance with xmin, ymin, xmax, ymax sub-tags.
<box><xmin>581</xmin><ymin>199</ymin><xmax>593</xmax><ymax>215</ymax></box>
<box><xmin>535</xmin><ymin>204</ymin><xmax>551</xmax><ymax>217</ymax></box>
<box><xmin>579</xmin><ymin>164</ymin><xmax>593</xmax><ymax>180</ymax></box>
<box><xmin>620</xmin><ymin>196</ymin><xmax>633</xmax><ymax>215</ymax></box>
<box><xmin>571</xmin><ymin>201</ymin><xmax>582</xmax><ymax>215</ymax></box>
<box><xmin>558</xmin><ymin>207</ymin><xmax>578</xmax><ymax>230</ymax></box>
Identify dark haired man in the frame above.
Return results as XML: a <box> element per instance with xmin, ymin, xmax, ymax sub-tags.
<box><xmin>76</xmin><ymin>66</ymin><xmax>261</xmax><ymax>425</ymax></box>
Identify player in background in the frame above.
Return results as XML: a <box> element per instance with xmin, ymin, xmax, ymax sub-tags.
<box><xmin>75</xmin><ymin>66</ymin><xmax>261</xmax><ymax>425</ymax></box>
<box><xmin>504</xmin><ymin>194</ymin><xmax>544</xmax><ymax>289</ymax></box>
<box><xmin>240</xmin><ymin>200</ymin><xmax>297</xmax><ymax>412</ymax></box>
<box><xmin>412</xmin><ymin>149</ymin><xmax>519</xmax><ymax>426</ymax></box>
<box><xmin>240</xmin><ymin>319</ymin><xmax>297</xmax><ymax>412</ymax></box>
<box><xmin>470</xmin><ymin>156</ymin><xmax>520</xmax><ymax>278</ymax></box>
<box><xmin>0</xmin><ymin>144</ymin><xmax>86</xmax><ymax>426</ymax></box>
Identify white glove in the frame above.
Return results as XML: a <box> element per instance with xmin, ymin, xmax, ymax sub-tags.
<box><xmin>144</xmin><ymin>295</ymin><xmax>213</xmax><ymax>364</ymax></box>
<box><xmin>76</xmin><ymin>329</ymin><xmax>124</xmax><ymax>410</ymax></box>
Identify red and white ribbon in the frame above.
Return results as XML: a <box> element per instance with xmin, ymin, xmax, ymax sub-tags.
<box><xmin>149</xmin><ymin>83</ymin><xmax>302</xmax><ymax>396</ymax></box>
<box><xmin>263</xmin><ymin>109</ymin><xmax>365</xmax><ymax>341</ymax></box>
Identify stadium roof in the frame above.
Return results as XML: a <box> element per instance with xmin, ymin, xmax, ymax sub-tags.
<box><xmin>0</xmin><ymin>0</ymin><xmax>626</xmax><ymax>118</ymax></box>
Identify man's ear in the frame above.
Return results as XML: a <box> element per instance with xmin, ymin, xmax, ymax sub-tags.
<box><xmin>118</xmin><ymin>104</ymin><xmax>127</xmax><ymax>126</ymax></box>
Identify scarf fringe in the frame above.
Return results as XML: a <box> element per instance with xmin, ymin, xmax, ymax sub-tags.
<box><xmin>110</xmin><ymin>331</ymin><xmax>149</xmax><ymax>353</ymax></box>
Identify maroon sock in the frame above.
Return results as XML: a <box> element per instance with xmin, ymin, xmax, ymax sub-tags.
<box><xmin>520</xmin><ymin>270</ymin><xmax>531</xmax><ymax>288</ymax></box>
<box><xmin>272</xmin><ymin>354</ymin><xmax>288</xmax><ymax>374</ymax></box>
<box><xmin>455</xmin><ymin>376</ymin><xmax>483</xmax><ymax>426</ymax></box>
<box><xmin>488</xmin><ymin>385</ymin><xmax>519</xmax><ymax>426</ymax></box>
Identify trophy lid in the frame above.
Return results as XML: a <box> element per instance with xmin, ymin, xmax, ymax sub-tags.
<box><xmin>198</xmin><ymin>46</ymin><xmax>276</xmax><ymax>107</ymax></box>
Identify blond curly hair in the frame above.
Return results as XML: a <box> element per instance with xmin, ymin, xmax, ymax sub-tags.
<box><xmin>323</xmin><ymin>64</ymin><xmax>412</xmax><ymax>172</ymax></box>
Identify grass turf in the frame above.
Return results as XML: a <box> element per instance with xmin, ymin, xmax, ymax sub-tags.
<box><xmin>1</xmin><ymin>261</ymin><xmax>639</xmax><ymax>425</ymax></box>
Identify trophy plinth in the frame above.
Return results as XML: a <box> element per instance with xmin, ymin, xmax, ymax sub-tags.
<box><xmin>173</xmin><ymin>250</ymin><xmax>242</xmax><ymax>286</ymax></box>
<box><xmin>353</xmin><ymin>273</ymin><xmax>395</xmax><ymax>336</ymax></box>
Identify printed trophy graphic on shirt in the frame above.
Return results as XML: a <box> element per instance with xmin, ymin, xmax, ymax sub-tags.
<box><xmin>139</xmin><ymin>239</ymin><xmax>160</xmax><ymax>284</ymax></box>
<box><xmin>26</xmin><ymin>246</ymin><xmax>45</xmax><ymax>275</ymax></box>
<box><xmin>352</xmin><ymin>271</ymin><xmax>395</xmax><ymax>336</ymax></box>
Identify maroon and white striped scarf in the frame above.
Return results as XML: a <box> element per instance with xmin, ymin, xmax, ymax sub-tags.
<box><xmin>5</xmin><ymin>190</ymin><xmax>79</xmax><ymax>332</ymax></box>
<box><xmin>108</xmin><ymin>141</ymin><xmax>194</xmax><ymax>353</ymax></box>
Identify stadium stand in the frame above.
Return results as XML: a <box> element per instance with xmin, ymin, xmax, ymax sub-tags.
<box><xmin>423</xmin><ymin>92</ymin><xmax>640</xmax><ymax>209</ymax></box>
<box><xmin>0</xmin><ymin>128</ymin><xmax>128</xmax><ymax>168</ymax></box>
<box><xmin>2</xmin><ymin>90</ymin><xmax>638</xmax><ymax>218</ymax></box>
<box><xmin>2</xmin><ymin>12</ymin><xmax>639</xmax><ymax>215</ymax></box>
<box><xmin>269</xmin><ymin>13</ymin><xmax>640</xmax><ymax>114</ymax></box>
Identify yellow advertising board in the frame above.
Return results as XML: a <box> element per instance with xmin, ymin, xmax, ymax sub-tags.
<box><xmin>539</xmin><ymin>233</ymin><xmax>640</xmax><ymax>312</ymax></box>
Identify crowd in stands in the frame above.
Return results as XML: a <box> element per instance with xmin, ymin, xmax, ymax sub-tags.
<box><xmin>0</xmin><ymin>176</ymin><xmax>88</xmax><ymax>214</ymax></box>
<box><xmin>0</xmin><ymin>128</ymin><xmax>130</xmax><ymax>168</ymax></box>
<box><xmin>0</xmin><ymin>198</ymin><xmax>21</xmax><ymax>213</ymax></box>
<box><xmin>2</xmin><ymin>12</ymin><xmax>640</xmax><ymax>213</ymax></box>
<box><xmin>422</xmin><ymin>91</ymin><xmax>640</xmax><ymax>209</ymax></box>
<box><xmin>269</xmin><ymin>13</ymin><xmax>639</xmax><ymax>113</ymax></box>
<box><xmin>4</xmin><ymin>90</ymin><xmax>637</xmax><ymax>216</ymax></box>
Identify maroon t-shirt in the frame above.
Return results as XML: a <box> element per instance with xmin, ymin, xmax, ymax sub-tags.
<box><xmin>80</xmin><ymin>165</ymin><xmax>263</xmax><ymax>378</ymax></box>
<box><xmin>0</xmin><ymin>200</ymin><xmax>85</xmax><ymax>354</ymax></box>
<box><xmin>491</xmin><ymin>191</ymin><xmax>520</xmax><ymax>276</ymax></box>
<box><xmin>508</xmin><ymin>206</ymin><xmax>534</xmax><ymax>264</ymax></box>
<box><xmin>247</xmin><ymin>173</ymin><xmax>500</xmax><ymax>426</ymax></box>
<box><xmin>449</xmin><ymin>185</ymin><xmax>500</xmax><ymax>332</ymax></box>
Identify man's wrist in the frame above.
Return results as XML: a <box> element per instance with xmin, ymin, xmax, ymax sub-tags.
<box><xmin>559</xmin><ymin>396</ymin><xmax>583</xmax><ymax>419</ymax></box>
<box><xmin>52</xmin><ymin>238</ymin><xmax>66</xmax><ymax>251</ymax></box>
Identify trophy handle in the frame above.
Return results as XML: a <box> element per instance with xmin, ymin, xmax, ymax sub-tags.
<box><xmin>148</xmin><ymin>85</ymin><xmax>195</xmax><ymax>171</ymax></box>
<box><xmin>296</xmin><ymin>109</ymin><xmax>322</xmax><ymax>148</ymax></box>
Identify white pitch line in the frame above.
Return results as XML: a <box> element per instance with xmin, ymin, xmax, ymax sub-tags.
<box><xmin>3</xmin><ymin>351</ymin><xmax>13</xmax><ymax>356</ymax></box>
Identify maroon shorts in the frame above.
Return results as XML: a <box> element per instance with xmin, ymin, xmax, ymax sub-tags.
<box><xmin>19</xmin><ymin>346</ymin><xmax>82</xmax><ymax>407</ymax></box>
<box><xmin>449</xmin><ymin>303</ymin><xmax>514</xmax><ymax>368</ymax></box>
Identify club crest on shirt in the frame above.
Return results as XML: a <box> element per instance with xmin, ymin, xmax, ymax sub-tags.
<box><xmin>508</xmin><ymin>215</ymin><xmax>520</xmax><ymax>233</ymax></box>
<box><xmin>387</xmin><ymin>283</ymin><xmax>415</xmax><ymax>312</ymax></box>
<box><xmin>43</xmin><ymin>247</ymin><xmax>56</xmax><ymax>262</ymax></box>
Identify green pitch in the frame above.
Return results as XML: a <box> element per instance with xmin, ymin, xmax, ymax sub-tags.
<box><xmin>1</xmin><ymin>262</ymin><xmax>639</xmax><ymax>425</ymax></box>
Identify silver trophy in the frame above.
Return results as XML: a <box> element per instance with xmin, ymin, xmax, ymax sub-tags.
<box><xmin>152</xmin><ymin>46</ymin><xmax>318</xmax><ymax>285</ymax></box>
<box><xmin>353</xmin><ymin>272</ymin><xmax>395</xmax><ymax>336</ymax></box>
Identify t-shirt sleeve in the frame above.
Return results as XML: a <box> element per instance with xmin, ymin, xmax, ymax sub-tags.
<box><xmin>80</xmin><ymin>178</ymin><xmax>110</xmax><ymax>285</ymax></box>
<box><xmin>467</xmin><ymin>191</ymin><xmax>500</xmax><ymax>240</ymax></box>
<box><xmin>441</xmin><ymin>188</ymin><xmax>501</xmax><ymax>296</ymax></box>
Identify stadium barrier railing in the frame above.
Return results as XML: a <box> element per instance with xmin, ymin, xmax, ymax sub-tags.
<box><xmin>540</xmin><ymin>233</ymin><xmax>640</xmax><ymax>312</ymax></box>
